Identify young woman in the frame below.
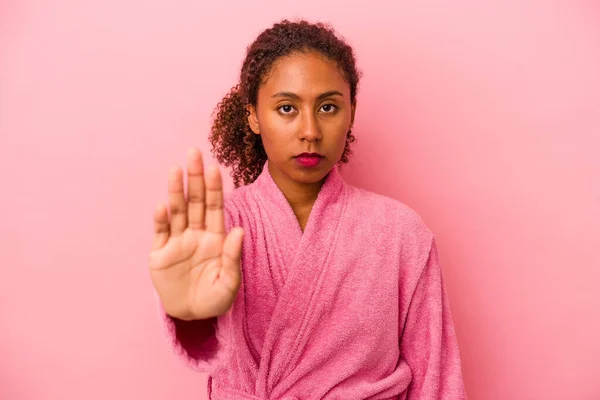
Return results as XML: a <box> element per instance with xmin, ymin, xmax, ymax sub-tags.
<box><xmin>149</xmin><ymin>19</ymin><xmax>467</xmax><ymax>400</ymax></box>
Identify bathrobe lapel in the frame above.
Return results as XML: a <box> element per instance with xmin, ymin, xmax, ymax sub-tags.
<box><xmin>250</xmin><ymin>163</ymin><xmax>349</xmax><ymax>396</ymax></box>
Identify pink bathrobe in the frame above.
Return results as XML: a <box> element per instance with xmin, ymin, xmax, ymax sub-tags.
<box><xmin>161</xmin><ymin>163</ymin><xmax>467</xmax><ymax>399</ymax></box>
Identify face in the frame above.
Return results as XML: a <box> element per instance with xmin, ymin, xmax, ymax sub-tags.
<box><xmin>247</xmin><ymin>50</ymin><xmax>356</xmax><ymax>187</ymax></box>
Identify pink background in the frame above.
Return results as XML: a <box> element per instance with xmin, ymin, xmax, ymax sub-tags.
<box><xmin>1</xmin><ymin>0</ymin><xmax>599</xmax><ymax>399</ymax></box>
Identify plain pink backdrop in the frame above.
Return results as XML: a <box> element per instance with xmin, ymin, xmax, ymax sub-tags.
<box><xmin>1</xmin><ymin>0</ymin><xmax>599</xmax><ymax>399</ymax></box>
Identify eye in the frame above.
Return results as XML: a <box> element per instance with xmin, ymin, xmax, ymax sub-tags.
<box><xmin>320</xmin><ymin>104</ymin><xmax>337</xmax><ymax>113</ymax></box>
<box><xmin>278</xmin><ymin>104</ymin><xmax>295</xmax><ymax>114</ymax></box>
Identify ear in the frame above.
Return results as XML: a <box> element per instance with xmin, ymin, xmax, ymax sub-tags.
<box><xmin>350</xmin><ymin>101</ymin><xmax>357</xmax><ymax>129</ymax></box>
<box><xmin>246</xmin><ymin>104</ymin><xmax>260</xmax><ymax>135</ymax></box>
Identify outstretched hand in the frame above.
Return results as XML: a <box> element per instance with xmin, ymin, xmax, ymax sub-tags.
<box><xmin>149</xmin><ymin>148</ymin><xmax>243</xmax><ymax>320</ymax></box>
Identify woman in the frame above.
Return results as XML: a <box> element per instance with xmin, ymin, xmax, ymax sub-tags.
<box><xmin>149</xmin><ymin>19</ymin><xmax>467</xmax><ymax>399</ymax></box>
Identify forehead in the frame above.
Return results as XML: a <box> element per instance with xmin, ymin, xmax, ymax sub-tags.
<box><xmin>260</xmin><ymin>51</ymin><xmax>350</xmax><ymax>97</ymax></box>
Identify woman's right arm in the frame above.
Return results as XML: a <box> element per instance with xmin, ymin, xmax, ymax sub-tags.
<box><xmin>149</xmin><ymin>148</ymin><xmax>243</xmax><ymax>371</ymax></box>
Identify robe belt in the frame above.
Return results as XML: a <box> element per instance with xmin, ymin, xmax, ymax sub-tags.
<box><xmin>210</xmin><ymin>384</ymin><xmax>299</xmax><ymax>400</ymax></box>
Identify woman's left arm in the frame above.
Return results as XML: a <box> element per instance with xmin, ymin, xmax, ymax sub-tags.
<box><xmin>400</xmin><ymin>238</ymin><xmax>468</xmax><ymax>399</ymax></box>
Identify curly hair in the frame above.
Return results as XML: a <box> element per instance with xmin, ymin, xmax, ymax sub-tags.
<box><xmin>209</xmin><ymin>19</ymin><xmax>361</xmax><ymax>187</ymax></box>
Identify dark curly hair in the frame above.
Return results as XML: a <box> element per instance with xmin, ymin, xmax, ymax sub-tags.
<box><xmin>209</xmin><ymin>19</ymin><xmax>361</xmax><ymax>187</ymax></box>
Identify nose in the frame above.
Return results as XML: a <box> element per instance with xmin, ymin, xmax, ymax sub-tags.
<box><xmin>298</xmin><ymin>112</ymin><xmax>322</xmax><ymax>142</ymax></box>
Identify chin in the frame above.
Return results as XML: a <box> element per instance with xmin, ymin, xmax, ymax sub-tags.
<box><xmin>290</xmin><ymin>165</ymin><xmax>332</xmax><ymax>184</ymax></box>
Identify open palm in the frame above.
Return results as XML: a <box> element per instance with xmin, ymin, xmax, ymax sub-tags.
<box><xmin>149</xmin><ymin>148</ymin><xmax>244</xmax><ymax>321</ymax></box>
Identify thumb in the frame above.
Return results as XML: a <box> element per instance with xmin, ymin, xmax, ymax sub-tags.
<box><xmin>221</xmin><ymin>227</ymin><xmax>244</xmax><ymax>280</ymax></box>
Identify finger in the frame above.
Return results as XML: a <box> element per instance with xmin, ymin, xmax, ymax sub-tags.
<box><xmin>168</xmin><ymin>165</ymin><xmax>187</xmax><ymax>235</ymax></box>
<box><xmin>152</xmin><ymin>203</ymin><xmax>170</xmax><ymax>250</ymax></box>
<box><xmin>204</xmin><ymin>164</ymin><xmax>224</xmax><ymax>234</ymax></box>
<box><xmin>186</xmin><ymin>148</ymin><xmax>205</xmax><ymax>230</ymax></box>
<box><xmin>220</xmin><ymin>227</ymin><xmax>244</xmax><ymax>291</ymax></box>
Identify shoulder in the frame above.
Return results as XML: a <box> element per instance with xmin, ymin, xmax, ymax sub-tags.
<box><xmin>223</xmin><ymin>184</ymin><xmax>252</xmax><ymax>212</ymax></box>
<box><xmin>344</xmin><ymin>184</ymin><xmax>435</xmax><ymax>249</ymax></box>
<box><xmin>345</xmin><ymin>185</ymin><xmax>436</xmax><ymax>272</ymax></box>
<box><xmin>346</xmin><ymin>185</ymin><xmax>432</xmax><ymax>232</ymax></box>
<box><xmin>222</xmin><ymin>184</ymin><xmax>255</xmax><ymax>229</ymax></box>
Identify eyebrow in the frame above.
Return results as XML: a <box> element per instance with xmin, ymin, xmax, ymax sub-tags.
<box><xmin>272</xmin><ymin>90</ymin><xmax>344</xmax><ymax>101</ymax></box>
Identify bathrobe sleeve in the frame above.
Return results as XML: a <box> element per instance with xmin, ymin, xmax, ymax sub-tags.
<box><xmin>400</xmin><ymin>238</ymin><xmax>467</xmax><ymax>399</ymax></box>
<box><xmin>159</xmin><ymin>304</ymin><xmax>232</xmax><ymax>373</ymax></box>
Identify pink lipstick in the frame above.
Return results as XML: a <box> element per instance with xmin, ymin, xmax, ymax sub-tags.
<box><xmin>295</xmin><ymin>153</ymin><xmax>323</xmax><ymax>168</ymax></box>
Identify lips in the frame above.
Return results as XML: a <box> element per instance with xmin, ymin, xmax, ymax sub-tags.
<box><xmin>295</xmin><ymin>153</ymin><xmax>323</xmax><ymax>168</ymax></box>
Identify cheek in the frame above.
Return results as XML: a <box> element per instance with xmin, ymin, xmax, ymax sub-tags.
<box><xmin>334</xmin><ymin>131</ymin><xmax>348</xmax><ymax>153</ymax></box>
<box><xmin>256</xmin><ymin>114</ymin><xmax>289</xmax><ymax>157</ymax></box>
<box><xmin>259</xmin><ymin>113</ymin><xmax>297</xmax><ymax>142</ymax></box>
<box><xmin>327</xmin><ymin>117</ymin><xmax>350</xmax><ymax>141</ymax></box>
<box><xmin>333</xmin><ymin>117</ymin><xmax>352</xmax><ymax>154</ymax></box>
<box><xmin>258</xmin><ymin>108</ymin><xmax>282</xmax><ymax>130</ymax></box>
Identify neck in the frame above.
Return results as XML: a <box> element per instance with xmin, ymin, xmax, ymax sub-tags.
<box><xmin>268</xmin><ymin>163</ymin><xmax>327</xmax><ymax>231</ymax></box>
